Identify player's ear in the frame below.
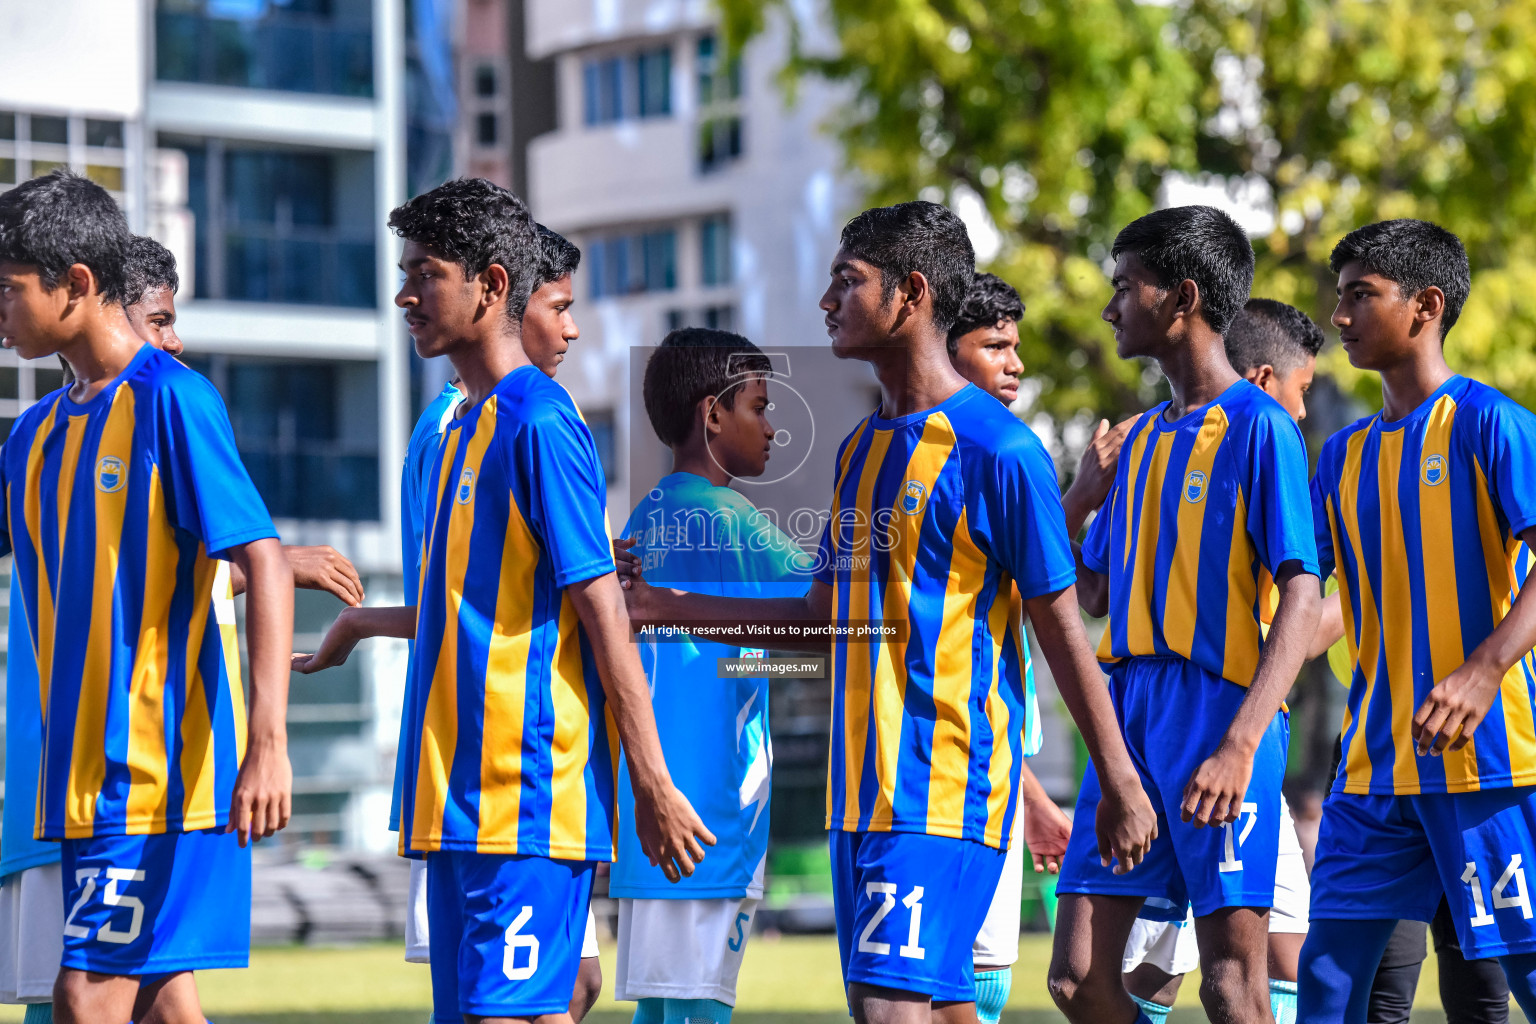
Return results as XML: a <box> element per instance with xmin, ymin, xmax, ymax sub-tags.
<box><xmin>1415</xmin><ymin>284</ymin><xmax>1446</xmax><ymax>326</ymax></box>
<box><xmin>700</xmin><ymin>395</ymin><xmax>723</xmax><ymax>439</ymax></box>
<box><xmin>897</xmin><ymin>270</ymin><xmax>930</xmax><ymax>318</ymax></box>
<box><xmin>479</xmin><ymin>262</ymin><xmax>510</xmax><ymax>313</ymax></box>
<box><xmin>1248</xmin><ymin>364</ymin><xmax>1274</xmax><ymax>391</ymax></box>
<box><xmin>1170</xmin><ymin>278</ymin><xmax>1200</xmax><ymax>321</ymax></box>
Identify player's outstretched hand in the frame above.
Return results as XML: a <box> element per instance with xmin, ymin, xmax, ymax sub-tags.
<box><xmin>285</xmin><ymin>544</ymin><xmax>365</xmax><ymax>606</ymax></box>
<box><xmin>1413</xmin><ymin>658</ymin><xmax>1502</xmax><ymax>755</ymax></box>
<box><xmin>292</xmin><ymin>607</ymin><xmax>363</xmax><ymax>674</ymax></box>
<box><xmin>632</xmin><ymin>782</ymin><xmax>716</xmax><ymax>883</ymax></box>
<box><xmin>229</xmin><ymin>740</ymin><xmax>292</xmax><ymax>847</ymax></box>
<box><xmin>1022</xmin><ymin>793</ymin><xmax>1073</xmax><ymax>874</ymax></box>
<box><xmin>613</xmin><ymin>537</ymin><xmax>642</xmax><ymax>591</ymax></box>
<box><xmin>1181</xmin><ymin>740</ymin><xmax>1253</xmax><ymax>828</ymax></box>
<box><xmin>1096</xmin><ymin>780</ymin><xmax>1157</xmax><ymax>874</ymax></box>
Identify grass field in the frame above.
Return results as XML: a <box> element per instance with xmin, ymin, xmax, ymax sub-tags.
<box><xmin>0</xmin><ymin>933</ymin><xmax>1462</xmax><ymax>1023</ymax></box>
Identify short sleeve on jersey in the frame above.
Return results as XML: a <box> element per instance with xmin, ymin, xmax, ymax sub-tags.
<box><xmin>1310</xmin><ymin>462</ymin><xmax>1337</xmax><ymax>581</ymax></box>
<box><xmin>156</xmin><ymin>373</ymin><xmax>276</xmax><ymax>556</ymax></box>
<box><xmin>1080</xmin><ymin>483</ymin><xmax>1115</xmax><ymax>576</ymax></box>
<box><xmin>1243</xmin><ymin>408</ymin><xmax>1319</xmax><ymax>579</ymax></box>
<box><xmin>982</xmin><ymin>433</ymin><xmax>1078</xmax><ymax>600</ymax></box>
<box><xmin>1479</xmin><ymin>398</ymin><xmax>1536</xmax><ymax>539</ymax></box>
<box><xmin>510</xmin><ymin>406</ymin><xmax>615</xmax><ymax>588</ymax></box>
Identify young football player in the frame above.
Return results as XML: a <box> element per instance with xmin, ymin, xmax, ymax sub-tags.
<box><xmin>0</xmin><ymin>171</ymin><xmax>294</xmax><ymax>1024</ymax></box>
<box><xmin>294</xmin><ymin>220</ymin><xmax>607</xmax><ymax>1018</ymax></box>
<box><xmin>1050</xmin><ymin>206</ymin><xmax>1321</xmax><ymax>1024</ymax></box>
<box><xmin>386</xmin><ymin>178</ymin><xmax>709</xmax><ymax>1024</ymax></box>
<box><xmin>610</xmin><ymin>329</ymin><xmax>810</xmax><ymax>1024</ymax></box>
<box><xmin>1299</xmin><ymin>219</ymin><xmax>1536</xmax><ymax>1021</ymax></box>
<box><xmin>622</xmin><ymin>201</ymin><xmax>1157</xmax><ymax>1024</ymax></box>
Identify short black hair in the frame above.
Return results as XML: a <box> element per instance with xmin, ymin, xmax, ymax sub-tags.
<box><xmin>533</xmin><ymin>224</ymin><xmax>581</xmax><ymax>291</ymax></box>
<box><xmin>643</xmin><ymin>328</ymin><xmax>773</xmax><ymax>449</ymax></box>
<box><xmin>123</xmin><ymin>235</ymin><xmax>179</xmax><ymax>307</ymax></box>
<box><xmin>838</xmin><ymin>201</ymin><xmax>975</xmax><ymax>333</ymax></box>
<box><xmin>946</xmin><ymin>272</ymin><xmax>1025</xmax><ymax>355</ymax></box>
<box><xmin>1224</xmin><ymin>298</ymin><xmax>1325</xmax><ymax>376</ymax></box>
<box><xmin>1329</xmin><ymin>219</ymin><xmax>1471</xmax><ymax>336</ymax></box>
<box><xmin>0</xmin><ymin>168</ymin><xmax>131</xmax><ymax>304</ymax></box>
<box><xmin>1111</xmin><ymin>205</ymin><xmax>1254</xmax><ymax>334</ymax></box>
<box><xmin>387</xmin><ymin>177</ymin><xmax>539</xmax><ymax>322</ymax></box>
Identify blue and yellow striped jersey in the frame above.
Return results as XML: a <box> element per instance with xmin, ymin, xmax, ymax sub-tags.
<box><xmin>1082</xmin><ymin>380</ymin><xmax>1318</xmax><ymax>686</ymax></box>
<box><xmin>398</xmin><ymin>365</ymin><xmax>619</xmax><ymax>859</ymax></box>
<box><xmin>812</xmin><ymin>385</ymin><xmax>1075</xmax><ymax>849</ymax></box>
<box><xmin>0</xmin><ymin>344</ymin><xmax>276</xmax><ymax>839</ymax></box>
<box><xmin>1313</xmin><ymin>375</ymin><xmax>1536</xmax><ymax>795</ymax></box>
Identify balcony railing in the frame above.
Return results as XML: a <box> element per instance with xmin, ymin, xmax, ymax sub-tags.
<box><xmin>156</xmin><ymin>10</ymin><xmax>373</xmax><ymax>98</ymax></box>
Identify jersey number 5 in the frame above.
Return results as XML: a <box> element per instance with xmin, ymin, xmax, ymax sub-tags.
<box><xmin>857</xmin><ymin>883</ymin><xmax>926</xmax><ymax>960</ymax></box>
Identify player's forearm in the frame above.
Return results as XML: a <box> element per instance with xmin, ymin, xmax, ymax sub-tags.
<box><xmin>232</xmin><ymin>537</ymin><xmax>294</xmax><ymax>746</ymax></box>
<box><xmin>1061</xmin><ymin>484</ymin><xmax>1099</xmax><ymax>538</ymax></box>
<box><xmin>569</xmin><ymin>573</ymin><xmax>676</xmax><ymax>796</ymax></box>
<box><xmin>335</xmin><ymin>605</ymin><xmax>418</xmax><ymax>642</ymax></box>
<box><xmin>1227</xmin><ymin>570</ymin><xmax>1320</xmax><ymax>752</ymax></box>
<box><xmin>1307</xmin><ymin>590</ymin><xmax>1346</xmax><ymax>662</ymax></box>
<box><xmin>1016</xmin><ymin>760</ymin><xmax>1053</xmax><ymax>810</ymax></box>
<box><xmin>1072</xmin><ymin>549</ymin><xmax>1109</xmax><ymax>618</ymax></box>
<box><xmin>1024</xmin><ymin>586</ymin><xmax>1139</xmax><ymax>791</ymax></box>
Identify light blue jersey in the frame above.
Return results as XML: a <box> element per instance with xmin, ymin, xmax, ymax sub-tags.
<box><xmin>612</xmin><ymin>472</ymin><xmax>811</xmax><ymax>898</ymax></box>
<box><xmin>1</xmin><ymin>572</ymin><xmax>55</xmax><ymax>879</ymax></box>
<box><xmin>389</xmin><ymin>380</ymin><xmax>462</xmax><ymax>833</ymax></box>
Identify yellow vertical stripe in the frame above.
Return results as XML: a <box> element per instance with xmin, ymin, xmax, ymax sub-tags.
<box><xmin>1473</xmin><ymin>460</ymin><xmax>1536</xmax><ymax>786</ymax></box>
<box><xmin>178</xmin><ymin>552</ymin><xmax>220</xmax><ymax>829</ymax></box>
<box><xmin>823</xmin><ymin>420</ymin><xmax>870</xmax><ymax>823</ymax></box>
<box><xmin>1221</xmin><ymin>492</ymin><xmax>1262</xmax><ymax>685</ymax></box>
<box><xmin>57</xmin><ymin>411</ymin><xmax>101</xmax><ymax>836</ymax></box>
<box><xmin>979</xmin><ymin>584</ymin><xmax>1017</xmax><ymax>847</ymax></box>
<box><xmin>1376</xmin><ymin>429</ymin><xmax>1421</xmax><ymax>793</ymax></box>
<box><xmin>1338</xmin><ymin>430</ymin><xmax>1381</xmax><ymax>792</ymax></box>
<box><xmin>215</xmin><ymin>562</ymin><xmax>248</xmax><ymax>767</ymax></box>
<box><xmin>418</xmin><ymin>429</ymin><xmax>463</xmax><ymax>609</ymax></box>
<box><xmin>926</xmin><ymin>500</ymin><xmax>985</xmax><ymax>834</ymax></box>
<box><xmin>1120</xmin><ymin>418</ymin><xmax>1157</xmax><ymax>564</ymax></box>
<box><xmin>871</xmin><ymin>416</ymin><xmax>956</xmax><ymax>829</ymax></box>
<box><xmin>546</xmin><ymin>595</ymin><xmax>591</xmax><ymax>857</ymax></box>
<box><xmin>412</xmin><ymin>400</ymin><xmax>497</xmax><ymax>850</ymax></box>
<box><xmin>476</xmin><ymin>492</ymin><xmax>539</xmax><ymax>852</ymax></box>
<box><xmin>1125</xmin><ymin>432</ymin><xmax>1176</xmax><ymax>653</ymax></box>
<box><xmin>1418</xmin><ymin>398</ymin><xmax>1479</xmax><ymax>788</ymax></box>
<box><xmin>1161</xmin><ymin>408</ymin><xmax>1228</xmax><ymax>659</ymax></box>
<box><xmin>837</xmin><ymin>429</ymin><xmax>892</xmax><ymax>827</ymax></box>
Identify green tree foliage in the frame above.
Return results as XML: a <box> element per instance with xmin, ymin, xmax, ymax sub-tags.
<box><xmin>721</xmin><ymin>0</ymin><xmax>1536</xmax><ymax>417</ymax></box>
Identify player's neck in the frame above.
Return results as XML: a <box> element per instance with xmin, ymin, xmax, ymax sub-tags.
<box><xmin>1156</xmin><ymin>327</ymin><xmax>1240</xmax><ymax>421</ymax></box>
<box><xmin>58</xmin><ymin>306</ymin><xmax>146</xmax><ymax>403</ymax></box>
<box><xmin>670</xmin><ymin>441</ymin><xmax>731</xmax><ymax>488</ymax></box>
<box><xmin>446</xmin><ymin>329</ymin><xmax>532</xmax><ymax>407</ymax></box>
<box><xmin>869</xmin><ymin>333</ymin><xmax>968</xmax><ymax>420</ymax></box>
<box><xmin>1378</xmin><ymin>343</ymin><xmax>1454</xmax><ymax>422</ymax></box>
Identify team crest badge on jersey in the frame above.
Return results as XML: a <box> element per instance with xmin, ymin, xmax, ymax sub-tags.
<box><xmin>1422</xmin><ymin>453</ymin><xmax>1448</xmax><ymax>486</ymax></box>
<box><xmin>902</xmin><ymin>480</ymin><xmax>929</xmax><ymax>515</ymax></box>
<box><xmin>97</xmin><ymin>456</ymin><xmax>126</xmax><ymax>493</ymax></box>
<box><xmin>456</xmin><ymin>468</ymin><xmax>475</xmax><ymax>504</ymax></box>
<box><xmin>1184</xmin><ymin>470</ymin><xmax>1207</xmax><ymax>504</ymax></box>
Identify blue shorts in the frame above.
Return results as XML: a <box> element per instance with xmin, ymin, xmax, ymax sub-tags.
<box><xmin>1311</xmin><ymin>787</ymin><xmax>1536</xmax><ymax>959</ymax></box>
<box><xmin>1056</xmin><ymin>656</ymin><xmax>1288</xmax><ymax>919</ymax></box>
<box><xmin>59</xmin><ymin>828</ymin><xmax>249</xmax><ymax>975</ymax></box>
<box><xmin>830</xmin><ymin>830</ymin><xmax>1006</xmax><ymax>1003</ymax></box>
<box><xmin>426</xmin><ymin>850</ymin><xmax>595</xmax><ymax>1022</ymax></box>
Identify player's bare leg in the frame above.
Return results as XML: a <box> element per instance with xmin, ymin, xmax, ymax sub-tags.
<box><xmin>568</xmin><ymin>956</ymin><xmax>602</xmax><ymax>1021</ymax></box>
<box><xmin>931</xmin><ymin>998</ymin><xmax>981</xmax><ymax>1024</ymax></box>
<box><xmin>53</xmin><ymin>968</ymin><xmax>137</xmax><ymax>1024</ymax></box>
<box><xmin>1124</xmin><ymin>962</ymin><xmax>1183</xmax><ymax>1007</ymax></box>
<box><xmin>1048</xmin><ymin>893</ymin><xmax>1146</xmax><ymax>1024</ymax></box>
<box><xmin>132</xmin><ymin>971</ymin><xmax>203</xmax><ymax>1024</ymax></box>
<box><xmin>467</xmin><ymin>1013</ymin><xmax>573</xmax><ymax>1024</ymax></box>
<box><xmin>1192</xmin><ymin>907</ymin><xmax>1271</xmax><ymax>1024</ymax></box>
<box><xmin>1268</xmin><ymin>931</ymin><xmax>1304</xmax><ymax>983</ymax></box>
<box><xmin>846</xmin><ymin>982</ymin><xmax>935</xmax><ymax>1024</ymax></box>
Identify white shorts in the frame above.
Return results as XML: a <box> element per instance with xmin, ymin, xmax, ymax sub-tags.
<box><xmin>0</xmin><ymin>862</ymin><xmax>62</xmax><ymax>1003</ymax></box>
<box><xmin>404</xmin><ymin>856</ymin><xmax>598</xmax><ymax>965</ymax></box>
<box><xmin>1122</xmin><ymin>797</ymin><xmax>1311</xmax><ymax>976</ymax></box>
<box><xmin>614</xmin><ymin>896</ymin><xmax>760</xmax><ymax>1004</ymax></box>
<box><xmin>973</xmin><ymin>799</ymin><xmax>1027</xmax><ymax>969</ymax></box>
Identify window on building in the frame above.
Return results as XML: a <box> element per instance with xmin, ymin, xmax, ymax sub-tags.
<box><xmin>475</xmin><ymin>64</ymin><xmax>497</xmax><ymax>97</ymax></box>
<box><xmin>697</xmin><ymin>35</ymin><xmax>744</xmax><ymax>173</ymax></box>
<box><xmin>0</xmin><ymin>111</ymin><xmax>130</xmax><ymax>201</ymax></box>
<box><xmin>588</xmin><ymin>227</ymin><xmax>677</xmax><ymax>299</ymax></box>
<box><xmin>666</xmin><ymin>305</ymin><xmax>736</xmax><ymax>334</ymax></box>
<box><xmin>582</xmin><ymin>45</ymin><xmax>672</xmax><ymax>126</ymax></box>
<box><xmin>166</xmin><ymin>136</ymin><xmax>376</xmax><ymax>308</ymax></box>
<box><xmin>184</xmin><ymin>354</ymin><xmax>381</xmax><ymax>522</ymax></box>
<box><xmin>155</xmin><ymin>0</ymin><xmax>374</xmax><ymax>98</ymax></box>
<box><xmin>476</xmin><ymin>113</ymin><xmax>497</xmax><ymax>147</ymax></box>
<box><xmin>701</xmin><ymin>214</ymin><xmax>733</xmax><ymax>287</ymax></box>
<box><xmin>585</xmin><ymin>409</ymin><xmax>618</xmax><ymax>482</ymax></box>
<box><xmin>0</xmin><ymin>349</ymin><xmax>77</xmax><ymax>440</ymax></box>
